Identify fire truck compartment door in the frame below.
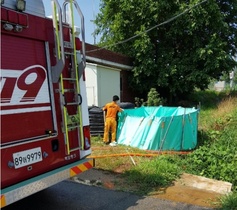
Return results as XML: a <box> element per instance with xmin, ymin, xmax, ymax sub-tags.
<box><xmin>1</xmin><ymin>34</ymin><xmax>55</xmax><ymax>144</ymax></box>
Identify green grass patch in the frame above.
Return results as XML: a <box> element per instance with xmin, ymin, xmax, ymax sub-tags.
<box><xmin>122</xmin><ymin>156</ymin><xmax>182</xmax><ymax>195</ymax></box>
<box><xmin>218</xmin><ymin>192</ymin><xmax>237</xmax><ymax>210</ymax></box>
<box><xmin>181</xmin><ymin>95</ymin><xmax>237</xmax><ymax>192</ymax></box>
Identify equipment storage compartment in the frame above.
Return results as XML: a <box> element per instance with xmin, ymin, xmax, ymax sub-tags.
<box><xmin>1</xmin><ymin>34</ymin><xmax>55</xmax><ymax>144</ymax></box>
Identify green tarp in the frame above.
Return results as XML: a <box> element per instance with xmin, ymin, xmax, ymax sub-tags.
<box><xmin>117</xmin><ymin>106</ymin><xmax>199</xmax><ymax>151</ymax></box>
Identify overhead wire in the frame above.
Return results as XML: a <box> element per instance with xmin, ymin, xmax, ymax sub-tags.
<box><xmin>86</xmin><ymin>0</ymin><xmax>208</xmax><ymax>54</ymax></box>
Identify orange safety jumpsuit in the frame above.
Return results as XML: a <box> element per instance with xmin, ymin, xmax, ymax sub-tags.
<box><xmin>103</xmin><ymin>101</ymin><xmax>122</xmax><ymax>143</ymax></box>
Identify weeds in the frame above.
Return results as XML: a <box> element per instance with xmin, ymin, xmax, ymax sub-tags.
<box><xmin>123</xmin><ymin>156</ymin><xmax>182</xmax><ymax>195</ymax></box>
<box><xmin>218</xmin><ymin>192</ymin><xmax>237</xmax><ymax>210</ymax></box>
<box><xmin>181</xmin><ymin>95</ymin><xmax>237</xmax><ymax>191</ymax></box>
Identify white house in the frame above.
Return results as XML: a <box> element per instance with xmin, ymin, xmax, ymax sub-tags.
<box><xmin>85</xmin><ymin>43</ymin><xmax>134</xmax><ymax>107</ymax></box>
<box><xmin>85</xmin><ymin>63</ymin><xmax>120</xmax><ymax>107</ymax></box>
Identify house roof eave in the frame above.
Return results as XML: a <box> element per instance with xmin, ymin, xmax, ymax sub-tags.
<box><xmin>86</xmin><ymin>55</ymin><xmax>133</xmax><ymax>71</ymax></box>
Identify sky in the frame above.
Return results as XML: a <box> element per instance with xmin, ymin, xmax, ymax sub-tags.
<box><xmin>42</xmin><ymin>0</ymin><xmax>101</xmax><ymax>44</ymax></box>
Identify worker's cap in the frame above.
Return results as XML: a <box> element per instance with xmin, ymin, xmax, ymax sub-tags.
<box><xmin>113</xmin><ymin>95</ymin><xmax>119</xmax><ymax>101</ymax></box>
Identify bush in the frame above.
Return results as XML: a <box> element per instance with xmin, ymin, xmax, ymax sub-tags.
<box><xmin>146</xmin><ymin>88</ymin><xmax>165</xmax><ymax>106</ymax></box>
<box><xmin>135</xmin><ymin>88</ymin><xmax>166</xmax><ymax>107</ymax></box>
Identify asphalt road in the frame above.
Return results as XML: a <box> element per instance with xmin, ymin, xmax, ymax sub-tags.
<box><xmin>3</xmin><ymin>180</ymin><xmax>214</xmax><ymax>210</ymax></box>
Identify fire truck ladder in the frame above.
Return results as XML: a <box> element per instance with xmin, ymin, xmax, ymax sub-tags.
<box><xmin>51</xmin><ymin>0</ymin><xmax>86</xmax><ymax>155</ymax></box>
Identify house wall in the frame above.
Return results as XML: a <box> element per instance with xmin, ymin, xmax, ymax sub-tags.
<box><xmin>98</xmin><ymin>65</ymin><xmax>121</xmax><ymax>107</ymax></box>
<box><xmin>85</xmin><ymin>63</ymin><xmax>121</xmax><ymax>107</ymax></box>
<box><xmin>85</xmin><ymin>63</ymin><xmax>98</xmax><ymax>106</ymax></box>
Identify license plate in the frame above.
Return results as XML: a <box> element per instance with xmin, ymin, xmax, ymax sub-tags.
<box><xmin>13</xmin><ymin>147</ymin><xmax>43</xmax><ymax>169</ymax></box>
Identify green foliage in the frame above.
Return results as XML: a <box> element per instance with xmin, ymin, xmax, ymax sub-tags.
<box><xmin>188</xmin><ymin>90</ymin><xmax>237</xmax><ymax>109</ymax></box>
<box><xmin>94</xmin><ymin>0</ymin><xmax>237</xmax><ymax>102</ymax></box>
<box><xmin>181</xmin><ymin>97</ymin><xmax>237</xmax><ymax>192</ymax></box>
<box><xmin>134</xmin><ymin>97</ymin><xmax>144</xmax><ymax>107</ymax></box>
<box><xmin>218</xmin><ymin>192</ymin><xmax>237</xmax><ymax>210</ymax></box>
<box><xmin>183</xmin><ymin>142</ymin><xmax>237</xmax><ymax>189</ymax></box>
<box><xmin>123</xmin><ymin>156</ymin><xmax>182</xmax><ymax>194</ymax></box>
<box><xmin>134</xmin><ymin>88</ymin><xmax>166</xmax><ymax>107</ymax></box>
<box><xmin>146</xmin><ymin>88</ymin><xmax>165</xmax><ymax>106</ymax></box>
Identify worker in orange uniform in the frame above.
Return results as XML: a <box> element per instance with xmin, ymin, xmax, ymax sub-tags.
<box><xmin>103</xmin><ymin>95</ymin><xmax>123</xmax><ymax>146</ymax></box>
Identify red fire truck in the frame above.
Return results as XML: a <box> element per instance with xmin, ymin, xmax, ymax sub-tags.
<box><xmin>1</xmin><ymin>0</ymin><xmax>94</xmax><ymax>207</ymax></box>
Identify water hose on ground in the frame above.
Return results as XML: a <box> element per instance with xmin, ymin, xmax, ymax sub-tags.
<box><xmin>89</xmin><ymin>151</ymin><xmax>191</xmax><ymax>159</ymax></box>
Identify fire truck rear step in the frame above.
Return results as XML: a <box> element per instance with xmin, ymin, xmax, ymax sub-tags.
<box><xmin>67</xmin><ymin>126</ymin><xmax>79</xmax><ymax>131</ymax></box>
<box><xmin>64</xmin><ymin>51</ymin><xmax>75</xmax><ymax>55</ymax></box>
<box><xmin>63</xmin><ymin>77</ymin><xmax>77</xmax><ymax>81</ymax></box>
<box><xmin>55</xmin><ymin>88</ymin><xmax>74</xmax><ymax>93</ymax></box>
<box><xmin>70</xmin><ymin>147</ymin><xmax>82</xmax><ymax>152</ymax></box>
<box><xmin>66</xmin><ymin>102</ymin><xmax>80</xmax><ymax>106</ymax></box>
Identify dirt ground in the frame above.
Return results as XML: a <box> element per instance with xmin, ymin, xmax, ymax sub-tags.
<box><xmin>150</xmin><ymin>174</ymin><xmax>223</xmax><ymax>208</ymax></box>
<box><xmin>76</xmin><ymin>168</ymin><xmax>227</xmax><ymax>209</ymax></box>
<box><xmin>75</xmin><ymin>145</ymin><xmax>231</xmax><ymax>209</ymax></box>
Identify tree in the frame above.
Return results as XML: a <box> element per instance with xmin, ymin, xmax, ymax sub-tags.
<box><xmin>94</xmin><ymin>0</ymin><xmax>237</xmax><ymax>103</ymax></box>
